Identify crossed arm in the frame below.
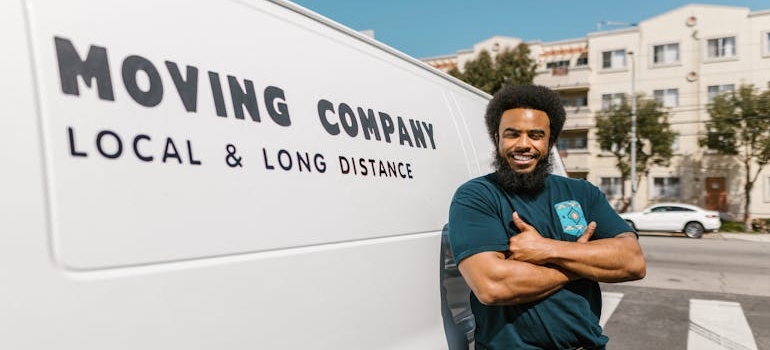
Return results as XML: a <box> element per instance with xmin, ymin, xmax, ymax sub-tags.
<box><xmin>457</xmin><ymin>212</ymin><xmax>646</xmax><ymax>306</ymax></box>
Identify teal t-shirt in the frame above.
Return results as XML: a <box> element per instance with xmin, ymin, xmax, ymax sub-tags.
<box><xmin>447</xmin><ymin>173</ymin><xmax>634</xmax><ymax>349</ymax></box>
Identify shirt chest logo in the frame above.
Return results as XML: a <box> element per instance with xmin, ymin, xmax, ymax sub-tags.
<box><xmin>554</xmin><ymin>200</ymin><xmax>588</xmax><ymax>237</ymax></box>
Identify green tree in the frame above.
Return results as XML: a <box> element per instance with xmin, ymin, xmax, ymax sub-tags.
<box><xmin>595</xmin><ymin>95</ymin><xmax>677</xmax><ymax>211</ymax></box>
<box><xmin>699</xmin><ymin>84</ymin><xmax>770</xmax><ymax>230</ymax></box>
<box><xmin>495</xmin><ymin>44</ymin><xmax>536</xmax><ymax>87</ymax></box>
<box><xmin>449</xmin><ymin>44</ymin><xmax>536</xmax><ymax>94</ymax></box>
<box><xmin>450</xmin><ymin>50</ymin><xmax>497</xmax><ymax>93</ymax></box>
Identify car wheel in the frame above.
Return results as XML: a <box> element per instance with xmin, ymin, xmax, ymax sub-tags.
<box><xmin>684</xmin><ymin>222</ymin><xmax>704</xmax><ymax>239</ymax></box>
<box><xmin>624</xmin><ymin>220</ymin><xmax>636</xmax><ymax>231</ymax></box>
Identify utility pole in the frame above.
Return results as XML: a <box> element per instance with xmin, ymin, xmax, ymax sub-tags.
<box><xmin>628</xmin><ymin>51</ymin><xmax>637</xmax><ymax>212</ymax></box>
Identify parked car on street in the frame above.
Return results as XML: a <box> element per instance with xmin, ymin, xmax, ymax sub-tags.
<box><xmin>619</xmin><ymin>203</ymin><xmax>721</xmax><ymax>239</ymax></box>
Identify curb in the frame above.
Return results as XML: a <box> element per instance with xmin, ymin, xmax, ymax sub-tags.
<box><xmin>718</xmin><ymin>232</ymin><xmax>770</xmax><ymax>242</ymax></box>
<box><xmin>638</xmin><ymin>231</ymin><xmax>770</xmax><ymax>242</ymax></box>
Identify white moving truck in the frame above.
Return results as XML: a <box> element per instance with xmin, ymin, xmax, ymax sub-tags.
<box><xmin>0</xmin><ymin>0</ymin><xmax>565</xmax><ymax>348</ymax></box>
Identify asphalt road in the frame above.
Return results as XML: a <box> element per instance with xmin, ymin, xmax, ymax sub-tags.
<box><xmin>601</xmin><ymin>234</ymin><xmax>770</xmax><ymax>349</ymax></box>
<box><xmin>624</xmin><ymin>234</ymin><xmax>770</xmax><ymax>297</ymax></box>
<box><xmin>600</xmin><ymin>284</ymin><xmax>770</xmax><ymax>350</ymax></box>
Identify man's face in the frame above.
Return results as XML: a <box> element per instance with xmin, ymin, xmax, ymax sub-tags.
<box><xmin>496</xmin><ymin>108</ymin><xmax>551</xmax><ymax>174</ymax></box>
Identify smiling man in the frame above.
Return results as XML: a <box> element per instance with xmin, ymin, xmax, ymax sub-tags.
<box><xmin>448</xmin><ymin>84</ymin><xmax>646</xmax><ymax>350</ymax></box>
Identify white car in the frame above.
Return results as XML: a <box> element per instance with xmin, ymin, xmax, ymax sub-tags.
<box><xmin>619</xmin><ymin>203</ymin><xmax>721</xmax><ymax>238</ymax></box>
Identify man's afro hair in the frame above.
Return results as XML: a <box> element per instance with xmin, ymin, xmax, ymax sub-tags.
<box><xmin>484</xmin><ymin>84</ymin><xmax>566</xmax><ymax>148</ymax></box>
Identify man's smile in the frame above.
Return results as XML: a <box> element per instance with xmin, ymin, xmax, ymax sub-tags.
<box><xmin>508</xmin><ymin>152</ymin><xmax>540</xmax><ymax>167</ymax></box>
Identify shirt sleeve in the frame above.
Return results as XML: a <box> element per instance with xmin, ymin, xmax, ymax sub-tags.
<box><xmin>447</xmin><ymin>180</ymin><xmax>510</xmax><ymax>263</ymax></box>
<box><xmin>585</xmin><ymin>182</ymin><xmax>636</xmax><ymax>239</ymax></box>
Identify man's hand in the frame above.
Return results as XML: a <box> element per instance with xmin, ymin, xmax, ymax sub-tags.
<box><xmin>507</xmin><ymin>212</ymin><xmax>644</xmax><ymax>283</ymax></box>
<box><xmin>577</xmin><ymin>221</ymin><xmax>597</xmax><ymax>243</ymax></box>
<box><xmin>508</xmin><ymin>212</ymin><xmax>597</xmax><ymax>265</ymax></box>
<box><xmin>507</xmin><ymin>212</ymin><xmax>553</xmax><ymax>265</ymax></box>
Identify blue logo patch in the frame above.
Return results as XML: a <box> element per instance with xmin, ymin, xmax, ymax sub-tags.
<box><xmin>554</xmin><ymin>200</ymin><xmax>588</xmax><ymax>237</ymax></box>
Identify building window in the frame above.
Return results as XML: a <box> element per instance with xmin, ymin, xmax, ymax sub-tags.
<box><xmin>652</xmin><ymin>177</ymin><xmax>681</xmax><ymax>198</ymax></box>
<box><xmin>706</xmin><ymin>36</ymin><xmax>736</xmax><ymax>59</ymax></box>
<box><xmin>600</xmin><ymin>177</ymin><xmax>623</xmax><ymax>199</ymax></box>
<box><xmin>576</xmin><ymin>53</ymin><xmax>588</xmax><ymax>66</ymax></box>
<box><xmin>653</xmin><ymin>88</ymin><xmax>678</xmax><ymax>107</ymax></box>
<box><xmin>601</xmin><ymin>93</ymin><xmax>624</xmax><ymax>110</ymax></box>
<box><xmin>707</xmin><ymin>84</ymin><xmax>735</xmax><ymax>103</ymax></box>
<box><xmin>546</xmin><ymin>60</ymin><xmax>570</xmax><ymax>69</ymax></box>
<box><xmin>546</xmin><ymin>60</ymin><xmax>570</xmax><ymax>75</ymax></box>
<box><xmin>601</xmin><ymin>49</ymin><xmax>626</xmax><ymax>69</ymax></box>
<box><xmin>765</xmin><ymin>176</ymin><xmax>770</xmax><ymax>202</ymax></box>
<box><xmin>765</xmin><ymin>32</ymin><xmax>770</xmax><ymax>56</ymax></box>
<box><xmin>653</xmin><ymin>43</ymin><xmax>680</xmax><ymax>65</ymax></box>
<box><xmin>557</xmin><ymin>130</ymin><xmax>588</xmax><ymax>150</ymax></box>
<box><xmin>560</xmin><ymin>92</ymin><xmax>588</xmax><ymax>109</ymax></box>
<box><xmin>561</xmin><ymin>96</ymin><xmax>587</xmax><ymax>108</ymax></box>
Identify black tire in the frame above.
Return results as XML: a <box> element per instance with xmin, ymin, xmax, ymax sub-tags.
<box><xmin>684</xmin><ymin>222</ymin><xmax>704</xmax><ymax>238</ymax></box>
<box><xmin>624</xmin><ymin>220</ymin><xmax>636</xmax><ymax>231</ymax></box>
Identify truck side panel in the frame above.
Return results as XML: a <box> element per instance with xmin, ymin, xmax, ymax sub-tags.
<box><xmin>1</xmin><ymin>0</ymin><xmax>493</xmax><ymax>349</ymax></box>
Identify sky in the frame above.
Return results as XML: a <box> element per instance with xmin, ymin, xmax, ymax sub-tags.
<box><xmin>290</xmin><ymin>0</ymin><xmax>770</xmax><ymax>59</ymax></box>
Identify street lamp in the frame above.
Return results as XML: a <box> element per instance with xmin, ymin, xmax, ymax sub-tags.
<box><xmin>628</xmin><ymin>51</ymin><xmax>637</xmax><ymax>212</ymax></box>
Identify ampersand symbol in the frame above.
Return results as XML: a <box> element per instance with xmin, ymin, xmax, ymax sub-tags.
<box><xmin>225</xmin><ymin>144</ymin><xmax>243</xmax><ymax>167</ymax></box>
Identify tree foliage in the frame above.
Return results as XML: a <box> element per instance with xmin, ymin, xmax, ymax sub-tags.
<box><xmin>448</xmin><ymin>44</ymin><xmax>536</xmax><ymax>94</ymax></box>
<box><xmin>699</xmin><ymin>84</ymin><xmax>770</xmax><ymax>229</ymax></box>
<box><xmin>595</xmin><ymin>95</ymin><xmax>677</xmax><ymax>210</ymax></box>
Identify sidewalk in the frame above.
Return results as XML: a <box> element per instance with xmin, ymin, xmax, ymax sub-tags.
<box><xmin>639</xmin><ymin>231</ymin><xmax>770</xmax><ymax>242</ymax></box>
<box><xmin>716</xmin><ymin>232</ymin><xmax>770</xmax><ymax>242</ymax></box>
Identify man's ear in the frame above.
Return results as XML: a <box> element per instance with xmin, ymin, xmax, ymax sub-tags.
<box><xmin>494</xmin><ymin>133</ymin><xmax>499</xmax><ymax>144</ymax></box>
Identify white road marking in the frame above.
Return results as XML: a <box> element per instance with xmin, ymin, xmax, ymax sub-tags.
<box><xmin>687</xmin><ymin>299</ymin><xmax>758</xmax><ymax>350</ymax></box>
<box><xmin>600</xmin><ymin>292</ymin><xmax>624</xmax><ymax>328</ymax></box>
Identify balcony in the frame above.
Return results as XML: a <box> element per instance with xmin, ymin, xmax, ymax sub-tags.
<box><xmin>534</xmin><ymin>65</ymin><xmax>591</xmax><ymax>91</ymax></box>
<box><xmin>563</xmin><ymin>106</ymin><xmax>593</xmax><ymax>130</ymax></box>
<box><xmin>559</xmin><ymin>149</ymin><xmax>592</xmax><ymax>174</ymax></box>
<box><xmin>552</xmin><ymin>67</ymin><xmax>569</xmax><ymax>76</ymax></box>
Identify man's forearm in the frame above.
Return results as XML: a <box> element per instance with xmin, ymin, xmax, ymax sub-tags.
<box><xmin>495</xmin><ymin>259</ymin><xmax>580</xmax><ymax>304</ymax></box>
<box><xmin>546</xmin><ymin>233</ymin><xmax>646</xmax><ymax>282</ymax></box>
<box><xmin>459</xmin><ymin>253</ymin><xmax>578</xmax><ymax>306</ymax></box>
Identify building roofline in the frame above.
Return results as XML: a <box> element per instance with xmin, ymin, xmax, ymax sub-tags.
<box><xmin>536</xmin><ymin>37</ymin><xmax>588</xmax><ymax>46</ymax></box>
<box><xmin>749</xmin><ymin>9</ymin><xmax>770</xmax><ymax>17</ymax></box>
<box><xmin>587</xmin><ymin>26</ymin><xmax>638</xmax><ymax>38</ymax></box>
<box><xmin>640</xmin><ymin>3</ymin><xmax>750</xmax><ymax>24</ymax></box>
<box><xmin>419</xmin><ymin>53</ymin><xmax>460</xmax><ymax>61</ymax></box>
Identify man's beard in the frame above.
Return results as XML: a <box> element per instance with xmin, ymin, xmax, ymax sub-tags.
<box><xmin>494</xmin><ymin>150</ymin><xmax>552</xmax><ymax>195</ymax></box>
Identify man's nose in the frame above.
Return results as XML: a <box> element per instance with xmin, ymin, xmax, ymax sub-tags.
<box><xmin>513</xmin><ymin>135</ymin><xmax>532</xmax><ymax>149</ymax></box>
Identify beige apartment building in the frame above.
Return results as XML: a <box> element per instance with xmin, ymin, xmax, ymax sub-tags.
<box><xmin>423</xmin><ymin>4</ymin><xmax>770</xmax><ymax>220</ymax></box>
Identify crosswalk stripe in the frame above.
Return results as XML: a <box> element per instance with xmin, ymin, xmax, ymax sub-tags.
<box><xmin>686</xmin><ymin>299</ymin><xmax>758</xmax><ymax>350</ymax></box>
<box><xmin>599</xmin><ymin>292</ymin><xmax>624</xmax><ymax>328</ymax></box>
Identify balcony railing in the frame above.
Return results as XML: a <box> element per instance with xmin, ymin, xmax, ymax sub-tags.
<box><xmin>552</xmin><ymin>67</ymin><xmax>569</xmax><ymax>76</ymax></box>
<box><xmin>535</xmin><ymin>65</ymin><xmax>590</xmax><ymax>91</ymax></box>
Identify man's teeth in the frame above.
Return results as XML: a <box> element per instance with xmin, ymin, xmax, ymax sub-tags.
<box><xmin>512</xmin><ymin>154</ymin><xmax>534</xmax><ymax>161</ymax></box>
